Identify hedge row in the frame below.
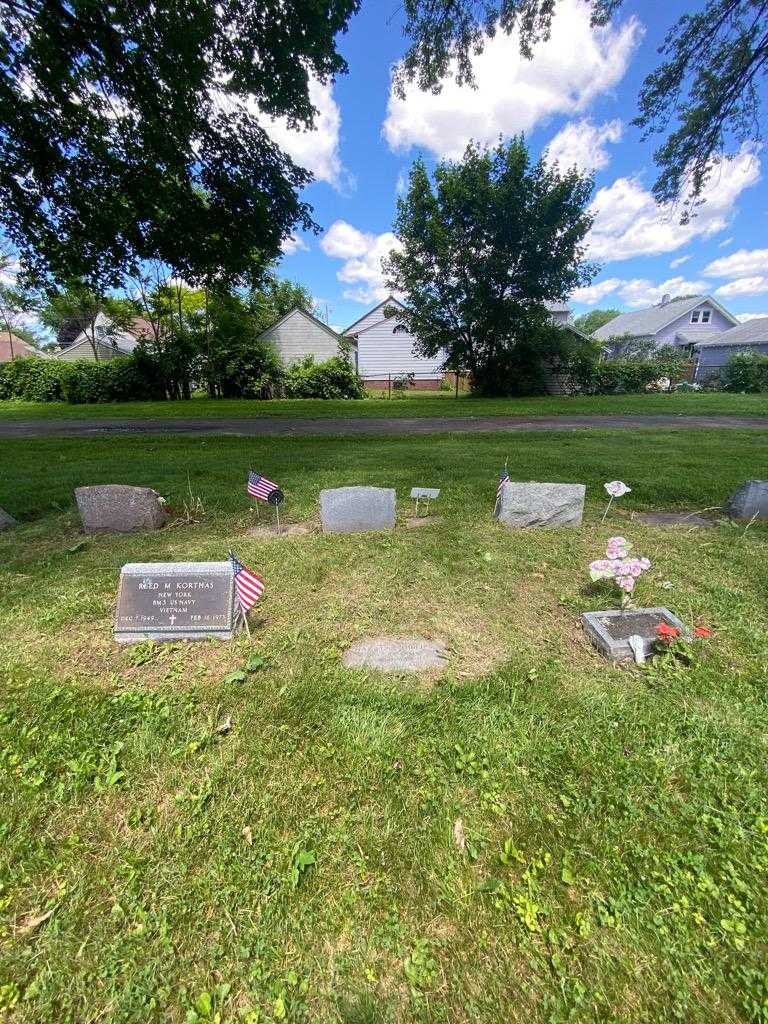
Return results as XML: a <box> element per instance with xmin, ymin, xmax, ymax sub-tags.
<box><xmin>722</xmin><ymin>352</ymin><xmax>768</xmax><ymax>392</ymax></box>
<box><xmin>0</xmin><ymin>351</ymin><xmax>367</xmax><ymax>403</ymax></box>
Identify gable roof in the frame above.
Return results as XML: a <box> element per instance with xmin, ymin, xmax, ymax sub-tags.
<box><xmin>0</xmin><ymin>332</ymin><xmax>49</xmax><ymax>361</ymax></box>
<box><xmin>593</xmin><ymin>295</ymin><xmax>738</xmax><ymax>341</ymax></box>
<box><xmin>256</xmin><ymin>306</ymin><xmax>345</xmax><ymax>344</ymax></box>
<box><xmin>343</xmin><ymin>296</ymin><xmax>405</xmax><ymax>336</ymax></box>
<box><xmin>690</xmin><ymin>316</ymin><xmax>768</xmax><ymax>348</ymax></box>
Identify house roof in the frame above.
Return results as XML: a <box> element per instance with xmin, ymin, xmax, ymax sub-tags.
<box><xmin>343</xmin><ymin>296</ymin><xmax>405</xmax><ymax>336</ymax></box>
<box><xmin>0</xmin><ymin>332</ymin><xmax>48</xmax><ymax>361</ymax></box>
<box><xmin>593</xmin><ymin>295</ymin><xmax>738</xmax><ymax>341</ymax></box>
<box><xmin>256</xmin><ymin>306</ymin><xmax>347</xmax><ymax>345</ymax></box>
<box><xmin>689</xmin><ymin>316</ymin><xmax>768</xmax><ymax>348</ymax></box>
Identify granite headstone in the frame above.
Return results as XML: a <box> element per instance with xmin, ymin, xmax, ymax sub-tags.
<box><xmin>76</xmin><ymin>485</ymin><xmax>169</xmax><ymax>534</ymax></box>
<box><xmin>0</xmin><ymin>507</ymin><xmax>17</xmax><ymax>531</ymax></box>
<box><xmin>497</xmin><ymin>481</ymin><xmax>585</xmax><ymax>529</ymax></box>
<box><xmin>726</xmin><ymin>479</ymin><xmax>768</xmax><ymax>521</ymax></box>
<box><xmin>319</xmin><ymin>486</ymin><xmax>396</xmax><ymax>533</ymax></box>
<box><xmin>114</xmin><ymin>561</ymin><xmax>236</xmax><ymax>642</ymax></box>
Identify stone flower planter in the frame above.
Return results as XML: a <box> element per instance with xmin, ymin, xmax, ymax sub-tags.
<box><xmin>582</xmin><ymin>607</ymin><xmax>689</xmax><ymax>663</ymax></box>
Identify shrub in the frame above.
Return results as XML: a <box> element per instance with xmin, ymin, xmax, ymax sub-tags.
<box><xmin>0</xmin><ymin>353</ymin><xmax>164</xmax><ymax>403</ymax></box>
<box><xmin>284</xmin><ymin>355</ymin><xmax>366</xmax><ymax>399</ymax></box>
<box><xmin>722</xmin><ymin>351</ymin><xmax>768</xmax><ymax>392</ymax></box>
<box><xmin>574</xmin><ymin>355</ymin><xmax>688</xmax><ymax>394</ymax></box>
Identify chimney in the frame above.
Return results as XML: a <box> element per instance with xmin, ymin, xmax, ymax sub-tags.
<box><xmin>660</xmin><ymin>293</ymin><xmax>671</xmax><ymax>306</ymax></box>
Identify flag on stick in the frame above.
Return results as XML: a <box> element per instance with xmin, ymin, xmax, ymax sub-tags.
<box><xmin>229</xmin><ymin>551</ymin><xmax>265</xmax><ymax>614</ymax></box>
<box><xmin>494</xmin><ymin>463</ymin><xmax>509</xmax><ymax>515</ymax></box>
<box><xmin>247</xmin><ymin>470</ymin><xmax>283</xmax><ymax>505</ymax></box>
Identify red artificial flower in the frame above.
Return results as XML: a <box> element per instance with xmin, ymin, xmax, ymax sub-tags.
<box><xmin>693</xmin><ymin>626</ymin><xmax>712</xmax><ymax>638</ymax></box>
<box><xmin>656</xmin><ymin>622</ymin><xmax>681</xmax><ymax>641</ymax></box>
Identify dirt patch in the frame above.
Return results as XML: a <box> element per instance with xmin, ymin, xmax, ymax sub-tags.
<box><xmin>404</xmin><ymin>516</ymin><xmax>443</xmax><ymax>529</ymax></box>
<box><xmin>245</xmin><ymin>523</ymin><xmax>314</xmax><ymax>538</ymax></box>
<box><xmin>634</xmin><ymin>511</ymin><xmax>718</xmax><ymax>527</ymax></box>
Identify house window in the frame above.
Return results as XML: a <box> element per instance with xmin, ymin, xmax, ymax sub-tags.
<box><xmin>700</xmin><ymin>309</ymin><xmax>711</xmax><ymax>323</ymax></box>
<box><xmin>690</xmin><ymin>311</ymin><xmax>700</xmax><ymax>323</ymax></box>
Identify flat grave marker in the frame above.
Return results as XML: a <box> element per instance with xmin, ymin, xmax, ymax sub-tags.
<box><xmin>115</xmin><ymin>561</ymin><xmax>236</xmax><ymax>643</ymax></box>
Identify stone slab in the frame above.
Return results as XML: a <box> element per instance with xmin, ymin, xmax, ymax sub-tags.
<box><xmin>115</xmin><ymin>561</ymin><xmax>236</xmax><ymax>643</ymax></box>
<box><xmin>497</xmin><ymin>481</ymin><xmax>585</xmax><ymax>529</ymax></box>
<box><xmin>319</xmin><ymin>486</ymin><xmax>396</xmax><ymax>533</ymax></box>
<box><xmin>582</xmin><ymin>607</ymin><xmax>689</xmax><ymax>663</ymax></box>
<box><xmin>0</xmin><ymin>506</ymin><xmax>17</xmax><ymax>530</ymax></box>
<box><xmin>343</xmin><ymin>635</ymin><xmax>448</xmax><ymax>673</ymax></box>
<box><xmin>76</xmin><ymin>484</ymin><xmax>169</xmax><ymax>534</ymax></box>
<box><xmin>726</xmin><ymin>479</ymin><xmax>768</xmax><ymax>521</ymax></box>
<box><xmin>635</xmin><ymin>511</ymin><xmax>716</xmax><ymax>527</ymax></box>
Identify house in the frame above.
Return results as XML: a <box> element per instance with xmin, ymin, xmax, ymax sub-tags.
<box><xmin>691</xmin><ymin>317</ymin><xmax>768</xmax><ymax>382</ymax></box>
<box><xmin>342</xmin><ymin>296</ymin><xmax>446</xmax><ymax>388</ymax></box>
<box><xmin>256</xmin><ymin>307</ymin><xmax>349</xmax><ymax>365</ymax></box>
<box><xmin>342</xmin><ymin>296</ymin><xmax>585</xmax><ymax>389</ymax></box>
<box><xmin>55</xmin><ymin>313</ymin><xmax>156</xmax><ymax>361</ymax></box>
<box><xmin>0</xmin><ymin>332</ymin><xmax>49</xmax><ymax>362</ymax></box>
<box><xmin>593</xmin><ymin>294</ymin><xmax>738</xmax><ymax>349</ymax></box>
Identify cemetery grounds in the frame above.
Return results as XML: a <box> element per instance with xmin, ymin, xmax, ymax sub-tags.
<box><xmin>1</xmin><ymin>427</ymin><xmax>768</xmax><ymax>1023</ymax></box>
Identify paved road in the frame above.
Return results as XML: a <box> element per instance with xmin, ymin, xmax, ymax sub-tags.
<box><xmin>2</xmin><ymin>414</ymin><xmax>767</xmax><ymax>439</ymax></box>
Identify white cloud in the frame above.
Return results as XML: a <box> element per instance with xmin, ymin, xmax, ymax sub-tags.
<box><xmin>587</xmin><ymin>148</ymin><xmax>760</xmax><ymax>262</ymax></box>
<box><xmin>383</xmin><ymin>0</ymin><xmax>641</xmax><ymax>159</ymax></box>
<box><xmin>321</xmin><ymin>220</ymin><xmax>402</xmax><ymax>303</ymax></box>
<box><xmin>719</xmin><ymin>236</ymin><xmax>734</xmax><ymax>247</ymax></box>
<box><xmin>573</xmin><ymin>275</ymin><xmax>707</xmax><ymax>308</ymax></box>
<box><xmin>263</xmin><ymin>78</ymin><xmax>347</xmax><ymax>188</ymax></box>
<box><xmin>703</xmin><ymin>247</ymin><xmax>768</xmax><ymax>279</ymax></box>
<box><xmin>571</xmin><ymin>277</ymin><xmax>624</xmax><ymax>304</ymax></box>
<box><xmin>714</xmin><ymin>276</ymin><xmax>768</xmax><ymax>297</ymax></box>
<box><xmin>736</xmin><ymin>312</ymin><xmax>768</xmax><ymax>322</ymax></box>
<box><xmin>670</xmin><ymin>255</ymin><xmax>691</xmax><ymax>269</ymax></box>
<box><xmin>545</xmin><ymin>119</ymin><xmax>622</xmax><ymax>174</ymax></box>
<box><xmin>281</xmin><ymin>234</ymin><xmax>309</xmax><ymax>256</ymax></box>
<box><xmin>396</xmin><ymin>169</ymin><xmax>409</xmax><ymax>195</ymax></box>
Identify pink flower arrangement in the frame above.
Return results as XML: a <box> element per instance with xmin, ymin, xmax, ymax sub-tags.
<box><xmin>589</xmin><ymin>537</ymin><xmax>651</xmax><ymax>607</ymax></box>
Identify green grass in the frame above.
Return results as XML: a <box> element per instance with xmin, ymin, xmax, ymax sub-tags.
<box><xmin>2</xmin><ymin>430</ymin><xmax>768</xmax><ymax>1023</ymax></box>
<box><xmin>0</xmin><ymin>389</ymin><xmax>766</xmax><ymax>420</ymax></box>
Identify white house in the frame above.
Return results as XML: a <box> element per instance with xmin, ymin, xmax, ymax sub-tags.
<box><xmin>256</xmin><ymin>307</ymin><xmax>348</xmax><ymax>365</ymax></box>
<box><xmin>343</xmin><ymin>296</ymin><xmax>447</xmax><ymax>388</ymax></box>
<box><xmin>55</xmin><ymin>313</ymin><xmax>155</xmax><ymax>362</ymax></box>
<box><xmin>593</xmin><ymin>294</ymin><xmax>738</xmax><ymax>349</ymax></box>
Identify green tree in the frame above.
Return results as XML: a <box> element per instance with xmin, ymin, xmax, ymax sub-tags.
<box><xmin>0</xmin><ymin>0</ymin><xmax>359</xmax><ymax>287</ymax></box>
<box><xmin>0</xmin><ymin>282</ymin><xmax>38</xmax><ymax>358</ymax></box>
<box><xmin>39</xmin><ymin>284</ymin><xmax>137</xmax><ymax>362</ymax></box>
<box><xmin>573</xmin><ymin>309</ymin><xmax>621</xmax><ymax>336</ymax></box>
<box><xmin>384</xmin><ymin>138</ymin><xmax>596</xmax><ymax>396</ymax></box>
<box><xmin>397</xmin><ymin>0</ymin><xmax>768</xmax><ymax>216</ymax></box>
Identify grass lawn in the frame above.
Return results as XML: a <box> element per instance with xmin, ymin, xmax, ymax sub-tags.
<box><xmin>0</xmin><ymin>389</ymin><xmax>766</xmax><ymax>420</ymax></box>
<box><xmin>2</xmin><ymin>429</ymin><xmax>768</xmax><ymax>1023</ymax></box>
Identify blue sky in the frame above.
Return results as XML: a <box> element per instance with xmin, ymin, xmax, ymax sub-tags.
<box><xmin>270</xmin><ymin>0</ymin><xmax>767</xmax><ymax>331</ymax></box>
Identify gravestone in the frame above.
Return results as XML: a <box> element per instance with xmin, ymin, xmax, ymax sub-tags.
<box><xmin>497</xmin><ymin>481</ymin><xmax>585</xmax><ymax>529</ymax></box>
<box><xmin>635</xmin><ymin>511</ymin><xmax>715</xmax><ymax>527</ymax></box>
<box><xmin>726</xmin><ymin>479</ymin><xmax>768</xmax><ymax>521</ymax></box>
<box><xmin>0</xmin><ymin>507</ymin><xmax>17</xmax><ymax>530</ymax></box>
<box><xmin>343</xmin><ymin>636</ymin><xmax>448</xmax><ymax>673</ymax></box>
<box><xmin>115</xmin><ymin>561</ymin><xmax>236</xmax><ymax>643</ymax></box>
<box><xmin>320</xmin><ymin>486</ymin><xmax>396</xmax><ymax>533</ymax></box>
<box><xmin>76</xmin><ymin>485</ymin><xmax>169</xmax><ymax>534</ymax></box>
<box><xmin>582</xmin><ymin>607</ymin><xmax>688</xmax><ymax>662</ymax></box>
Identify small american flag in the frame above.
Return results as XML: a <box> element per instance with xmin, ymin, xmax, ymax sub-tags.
<box><xmin>229</xmin><ymin>552</ymin><xmax>265</xmax><ymax>613</ymax></box>
<box><xmin>496</xmin><ymin>464</ymin><xmax>509</xmax><ymax>502</ymax></box>
<box><xmin>247</xmin><ymin>470</ymin><xmax>279</xmax><ymax>502</ymax></box>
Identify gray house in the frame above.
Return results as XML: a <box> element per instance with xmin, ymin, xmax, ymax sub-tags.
<box><xmin>256</xmin><ymin>307</ymin><xmax>352</xmax><ymax>365</ymax></box>
<box><xmin>692</xmin><ymin>317</ymin><xmax>768</xmax><ymax>382</ymax></box>
<box><xmin>593</xmin><ymin>294</ymin><xmax>738</xmax><ymax>350</ymax></box>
